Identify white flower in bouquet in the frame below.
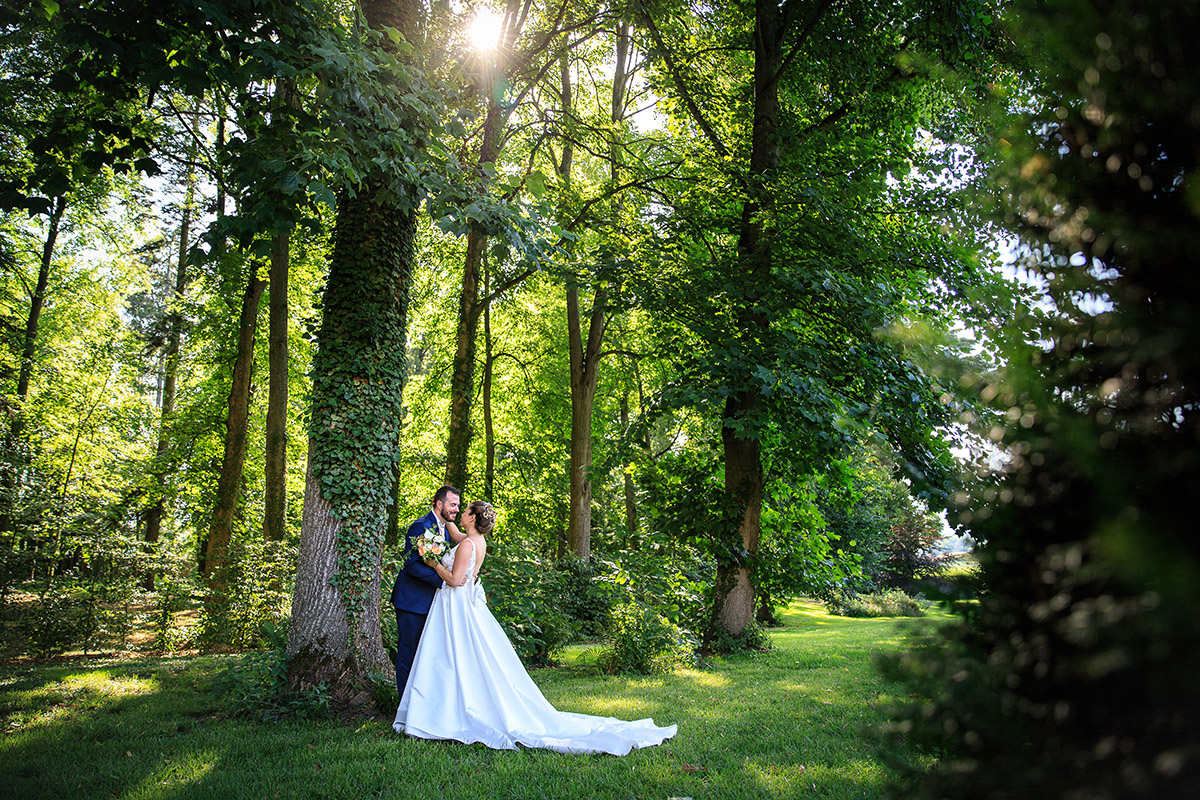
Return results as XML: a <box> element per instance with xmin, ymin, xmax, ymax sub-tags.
<box><xmin>416</xmin><ymin>528</ymin><xmax>446</xmax><ymax>563</ymax></box>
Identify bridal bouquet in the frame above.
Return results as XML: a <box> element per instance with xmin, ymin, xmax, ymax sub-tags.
<box><xmin>415</xmin><ymin>528</ymin><xmax>446</xmax><ymax>563</ymax></box>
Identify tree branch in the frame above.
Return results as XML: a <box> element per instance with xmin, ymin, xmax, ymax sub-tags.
<box><xmin>635</xmin><ymin>1</ymin><xmax>730</xmax><ymax>159</ymax></box>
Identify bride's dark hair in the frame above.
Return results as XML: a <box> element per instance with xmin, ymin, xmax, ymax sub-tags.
<box><xmin>469</xmin><ymin>500</ymin><xmax>496</xmax><ymax>535</ymax></box>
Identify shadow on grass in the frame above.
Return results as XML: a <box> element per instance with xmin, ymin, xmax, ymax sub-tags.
<box><xmin>0</xmin><ymin>604</ymin><xmax>922</xmax><ymax>800</ymax></box>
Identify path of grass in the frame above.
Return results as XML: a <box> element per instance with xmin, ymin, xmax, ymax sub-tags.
<box><xmin>0</xmin><ymin>600</ymin><xmax>934</xmax><ymax>799</ymax></box>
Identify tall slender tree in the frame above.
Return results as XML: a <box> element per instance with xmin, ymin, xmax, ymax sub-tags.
<box><xmin>638</xmin><ymin>0</ymin><xmax>1002</xmax><ymax>643</ymax></box>
<box><xmin>441</xmin><ymin>0</ymin><xmax>569</xmax><ymax>494</ymax></box>
<box><xmin>203</xmin><ymin>267</ymin><xmax>266</xmax><ymax>588</ymax></box>
<box><xmin>143</xmin><ymin>118</ymin><xmax>199</xmax><ymax>590</ymax></box>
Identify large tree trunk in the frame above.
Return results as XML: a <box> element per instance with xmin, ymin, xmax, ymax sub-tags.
<box><xmin>263</xmin><ymin>231</ymin><xmax>289</xmax><ymax>541</ymax></box>
<box><xmin>287</xmin><ymin>190</ymin><xmax>415</xmax><ymax>698</ymax></box>
<box><xmin>713</xmin><ymin>392</ymin><xmax>765</xmax><ymax>639</ymax></box>
<box><xmin>709</xmin><ymin>0</ymin><xmax>782</xmax><ymax>643</ymax></box>
<box><xmin>144</xmin><ymin>173</ymin><xmax>194</xmax><ymax>591</ymax></box>
<box><xmin>285</xmin><ymin>0</ymin><xmax>421</xmax><ymax>700</ymax></box>
<box><xmin>204</xmin><ymin>270</ymin><xmax>266</xmax><ymax>589</ymax></box>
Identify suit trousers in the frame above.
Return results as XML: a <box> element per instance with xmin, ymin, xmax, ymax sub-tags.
<box><xmin>394</xmin><ymin>608</ymin><xmax>428</xmax><ymax>696</ymax></box>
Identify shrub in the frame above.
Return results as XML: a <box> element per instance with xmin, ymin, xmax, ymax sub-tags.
<box><xmin>152</xmin><ymin>576</ymin><xmax>192</xmax><ymax>651</ymax></box>
<box><xmin>26</xmin><ymin>592</ymin><xmax>100</xmax><ymax>658</ymax></box>
<box><xmin>482</xmin><ymin>552</ymin><xmax>571</xmax><ymax>666</ymax></box>
<box><xmin>552</xmin><ymin>557</ymin><xmax>615</xmax><ymax>640</ymax></box>
<box><xmin>200</xmin><ymin>539</ymin><xmax>293</xmax><ymax>648</ymax></box>
<box><xmin>211</xmin><ymin>622</ymin><xmax>329</xmax><ymax>720</ymax></box>
<box><xmin>703</xmin><ymin>618</ymin><xmax>773</xmax><ymax>655</ymax></box>
<box><xmin>825</xmin><ymin>589</ymin><xmax>927</xmax><ymax>618</ymax></box>
<box><xmin>598</xmin><ymin>600</ymin><xmax>696</xmax><ymax>674</ymax></box>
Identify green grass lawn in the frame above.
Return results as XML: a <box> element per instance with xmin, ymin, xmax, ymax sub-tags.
<box><xmin>0</xmin><ymin>600</ymin><xmax>937</xmax><ymax>799</ymax></box>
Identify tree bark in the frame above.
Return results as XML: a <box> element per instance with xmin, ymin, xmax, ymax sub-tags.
<box><xmin>204</xmin><ymin>270</ymin><xmax>266</xmax><ymax>589</ymax></box>
<box><xmin>288</xmin><ymin>444</ymin><xmax>387</xmax><ymax>693</ymax></box>
<box><xmin>709</xmin><ymin>0</ymin><xmax>783</xmax><ymax>642</ymax></box>
<box><xmin>566</xmin><ymin>281</ymin><xmax>607</xmax><ymax>560</ymax></box>
<box><xmin>564</xmin><ymin>21</ymin><xmax>629</xmax><ymax>560</ymax></box>
<box><xmin>263</xmin><ymin>230</ymin><xmax>289</xmax><ymax>541</ymax></box>
<box><xmin>287</xmin><ymin>189</ymin><xmax>414</xmax><ymax>696</ymax></box>
<box><xmin>443</xmin><ymin>72</ymin><xmax>510</xmax><ymax>494</ymax></box>
<box><xmin>1</xmin><ymin>194</ymin><xmax>64</xmax><ymax>535</ymax></box>
<box><xmin>442</xmin><ymin>8</ymin><xmax>541</xmax><ymax>494</ymax></box>
<box><xmin>14</xmin><ymin>195</ymin><xmax>64</xmax><ymax>410</ymax></box>
<box><xmin>482</xmin><ymin>267</ymin><xmax>496</xmax><ymax>502</ymax></box>
<box><xmin>263</xmin><ymin>77</ymin><xmax>297</xmax><ymax>543</ymax></box>
<box><xmin>443</xmin><ymin>225</ymin><xmax>486</xmax><ymax>494</ymax></box>
<box><xmin>620</xmin><ymin>392</ymin><xmax>637</xmax><ymax>539</ymax></box>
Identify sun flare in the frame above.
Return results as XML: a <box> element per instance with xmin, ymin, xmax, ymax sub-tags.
<box><xmin>467</xmin><ymin>9</ymin><xmax>504</xmax><ymax>51</ymax></box>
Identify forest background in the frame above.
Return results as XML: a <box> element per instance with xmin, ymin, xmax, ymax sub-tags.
<box><xmin>2</xmin><ymin>0</ymin><xmax>1197</xmax><ymax>797</ymax></box>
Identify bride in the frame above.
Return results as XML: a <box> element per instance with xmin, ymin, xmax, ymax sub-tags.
<box><xmin>393</xmin><ymin>500</ymin><xmax>677</xmax><ymax>755</ymax></box>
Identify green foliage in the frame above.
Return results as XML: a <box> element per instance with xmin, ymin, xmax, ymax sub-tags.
<box><xmin>597</xmin><ymin>599</ymin><xmax>697</xmax><ymax>675</ymax></box>
<box><xmin>24</xmin><ymin>592</ymin><xmax>99</xmax><ymax>658</ymax></box>
<box><xmin>212</xmin><ymin>622</ymin><xmax>330</xmax><ymax>721</ymax></box>
<box><xmin>550</xmin><ymin>557</ymin><xmax>616</xmax><ymax>640</ymax></box>
<box><xmin>825</xmin><ymin>590</ymin><xmax>928</xmax><ymax>619</ymax></box>
<box><xmin>879</xmin><ymin>501</ymin><xmax>948</xmax><ymax>594</ymax></box>
<box><xmin>308</xmin><ymin>191</ymin><xmax>415</xmax><ymax>630</ymax></box>
<box><xmin>757</xmin><ymin>474</ymin><xmax>863</xmax><ymax>605</ymax></box>
<box><xmin>151</xmin><ymin>575</ymin><xmax>192</xmax><ymax>652</ymax></box>
<box><xmin>702</xmin><ymin>618</ymin><xmax>773</xmax><ymax>656</ymax></box>
<box><xmin>480</xmin><ymin>551</ymin><xmax>572</xmax><ymax>667</ymax></box>
<box><xmin>886</xmin><ymin>1</ymin><xmax>1200</xmax><ymax>797</ymax></box>
<box><xmin>199</xmin><ymin>539</ymin><xmax>293</xmax><ymax>649</ymax></box>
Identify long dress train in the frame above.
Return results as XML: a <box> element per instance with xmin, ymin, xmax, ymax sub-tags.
<box><xmin>393</xmin><ymin>542</ymin><xmax>677</xmax><ymax>755</ymax></box>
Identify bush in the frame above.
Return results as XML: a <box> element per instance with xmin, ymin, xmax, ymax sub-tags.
<box><xmin>152</xmin><ymin>576</ymin><xmax>192</xmax><ymax>652</ymax></box>
<box><xmin>552</xmin><ymin>558</ymin><xmax>615</xmax><ymax>640</ymax></box>
<box><xmin>200</xmin><ymin>539</ymin><xmax>293</xmax><ymax>648</ymax></box>
<box><xmin>598</xmin><ymin>600</ymin><xmax>696</xmax><ymax>674</ymax></box>
<box><xmin>704</xmin><ymin>618</ymin><xmax>773</xmax><ymax>655</ymax></box>
<box><xmin>825</xmin><ymin>589</ymin><xmax>927</xmax><ymax>618</ymax></box>
<box><xmin>26</xmin><ymin>592</ymin><xmax>100</xmax><ymax>658</ymax></box>
<box><xmin>211</xmin><ymin>622</ymin><xmax>330</xmax><ymax>720</ymax></box>
<box><xmin>482</xmin><ymin>552</ymin><xmax>572</xmax><ymax>666</ymax></box>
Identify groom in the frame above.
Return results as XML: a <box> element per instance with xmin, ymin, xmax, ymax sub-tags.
<box><xmin>390</xmin><ymin>485</ymin><xmax>461</xmax><ymax>696</ymax></box>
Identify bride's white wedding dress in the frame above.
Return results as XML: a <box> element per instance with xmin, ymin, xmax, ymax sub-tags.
<box><xmin>393</xmin><ymin>541</ymin><xmax>677</xmax><ymax>754</ymax></box>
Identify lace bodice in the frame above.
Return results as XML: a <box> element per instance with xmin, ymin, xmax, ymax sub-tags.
<box><xmin>441</xmin><ymin>541</ymin><xmax>481</xmax><ymax>595</ymax></box>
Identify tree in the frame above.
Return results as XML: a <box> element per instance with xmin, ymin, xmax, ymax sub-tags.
<box><xmin>888</xmin><ymin>1</ymin><xmax>1200</xmax><ymax>796</ymax></box>
<box><xmin>285</xmin><ymin>0</ymin><xmax>433</xmax><ymax>698</ymax></box>
<box><xmin>202</xmin><ymin>265</ymin><xmax>266</xmax><ymax>589</ymax></box>
<box><xmin>636</xmin><ymin>0</ymin><xmax>1002</xmax><ymax>645</ymax></box>
<box><xmin>142</xmin><ymin>108</ymin><xmax>199</xmax><ymax>591</ymax></box>
<box><xmin>0</xmin><ymin>5</ymin><xmax>154</xmax><ymax>534</ymax></box>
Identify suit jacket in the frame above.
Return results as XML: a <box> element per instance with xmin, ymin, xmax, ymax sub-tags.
<box><xmin>390</xmin><ymin>511</ymin><xmax>448</xmax><ymax>614</ymax></box>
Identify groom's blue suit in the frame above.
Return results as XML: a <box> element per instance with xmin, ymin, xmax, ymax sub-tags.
<box><xmin>390</xmin><ymin>510</ymin><xmax>449</xmax><ymax>695</ymax></box>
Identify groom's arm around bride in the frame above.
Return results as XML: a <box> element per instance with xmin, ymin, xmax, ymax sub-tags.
<box><xmin>388</xmin><ymin>485</ymin><xmax>461</xmax><ymax>695</ymax></box>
